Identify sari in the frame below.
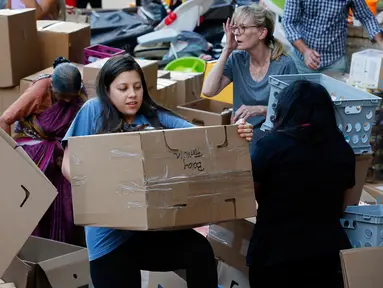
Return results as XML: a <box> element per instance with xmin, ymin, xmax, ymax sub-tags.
<box><xmin>13</xmin><ymin>75</ymin><xmax>86</xmax><ymax>245</ymax></box>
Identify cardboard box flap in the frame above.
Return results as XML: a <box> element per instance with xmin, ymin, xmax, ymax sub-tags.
<box><xmin>19</xmin><ymin>237</ymin><xmax>90</xmax><ymax>288</ymax></box>
<box><xmin>36</xmin><ymin>20</ymin><xmax>60</xmax><ymax>30</ymax></box>
<box><xmin>0</xmin><ymin>137</ymin><xmax>57</xmax><ymax>277</ymax></box>
<box><xmin>0</xmin><ymin>8</ymin><xmax>35</xmax><ymax>16</ymax></box>
<box><xmin>0</xmin><ymin>129</ymin><xmax>54</xmax><ymax>181</ymax></box>
<box><xmin>41</xmin><ymin>21</ymin><xmax>90</xmax><ymax>33</ymax></box>
<box><xmin>135</xmin><ymin>58</ymin><xmax>157</xmax><ymax>68</ymax></box>
<box><xmin>2</xmin><ymin>257</ymin><xmax>30</xmax><ymax>288</ymax></box>
<box><xmin>340</xmin><ymin>247</ymin><xmax>383</xmax><ymax>288</ymax></box>
<box><xmin>0</xmin><ymin>127</ymin><xmax>17</xmax><ymax>148</ymax></box>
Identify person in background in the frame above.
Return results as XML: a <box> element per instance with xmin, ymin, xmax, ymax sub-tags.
<box><xmin>0</xmin><ymin>0</ymin><xmax>6</xmax><ymax>8</ymax></box>
<box><xmin>247</xmin><ymin>80</ymin><xmax>354</xmax><ymax>288</ymax></box>
<box><xmin>202</xmin><ymin>3</ymin><xmax>297</xmax><ymax>151</ymax></box>
<box><xmin>7</xmin><ymin>0</ymin><xmax>59</xmax><ymax>20</ymax></box>
<box><xmin>283</xmin><ymin>0</ymin><xmax>383</xmax><ymax>74</ymax></box>
<box><xmin>61</xmin><ymin>55</ymin><xmax>253</xmax><ymax>288</ymax></box>
<box><xmin>0</xmin><ymin>57</ymin><xmax>87</xmax><ymax>245</ymax></box>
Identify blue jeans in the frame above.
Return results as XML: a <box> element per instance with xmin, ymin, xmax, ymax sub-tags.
<box><xmin>291</xmin><ymin>52</ymin><xmax>347</xmax><ymax>74</ymax></box>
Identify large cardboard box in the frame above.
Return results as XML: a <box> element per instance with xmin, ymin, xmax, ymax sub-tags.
<box><xmin>2</xmin><ymin>236</ymin><xmax>90</xmax><ymax>288</ymax></box>
<box><xmin>37</xmin><ymin>21</ymin><xmax>90</xmax><ymax>69</ymax></box>
<box><xmin>0</xmin><ymin>130</ymin><xmax>57</xmax><ymax>277</ymax></box>
<box><xmin>0</xmin><ymin>9</ymin><xmax>40</xmax><ymax>87</ymax></box>
<box><xmin>340</xmin><ymin>247</ymin><xmax>383</xmax><ymax>288</ymax></box>
<box><xmin>217</xmin><ymin>261</ymin><xmax>249</xmax><ymax>288</ymax></box>
<box><xmin>19</xmin><ymin>64</ymin><xmax>84</xmax><ymax>95</ymax></box>
<box><xmin>83</xmin><ymin>58</ymin><xmax>158</xmax><ymax>98</ymax></box>
<box><xmin>177</xmin><ymin>99</ymin><xmax>232</xmax><ymax>126</ymax></box>
<box><xmin>68</xmin><ymin>125</ymin><xmax>256</xmax><ymax>230</ymax></box>
<box><xmin>208</xmin><ymin>218</ymin><xmax>255</xmax><ymax>273</ymax></box>
<box><xmin>0</xmin><ymin>87</ymin><xmax>20</xmax><ymax>114</ymax></box>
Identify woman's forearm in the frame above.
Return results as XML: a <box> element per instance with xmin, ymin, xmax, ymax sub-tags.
<box><xmin>202</xmin><ymin>48</ymin><xmax>231</xmax><ymax>97</ymax></box>
<box><xmin>0</xmin><ymin>118</ymin><xmax>11</xmax><ymax>136</ymax></box>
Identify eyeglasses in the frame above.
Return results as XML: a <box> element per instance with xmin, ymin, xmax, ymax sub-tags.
<box><xmin>230</xmin><ymin>25</ymin><xmax>259</xmax><ymax>35</ymax></box>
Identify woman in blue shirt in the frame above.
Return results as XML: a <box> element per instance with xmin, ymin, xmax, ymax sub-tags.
<box><xmin>61</xmin><ymin>55</ymin><xmax>253</xmax><ymax>287</ymax></box>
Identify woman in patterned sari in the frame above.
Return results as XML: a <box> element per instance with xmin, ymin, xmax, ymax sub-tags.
<box><xmin>0</xmin><ymin>57</ymin><xmax>87</xmax><ymax>245</ymax></box>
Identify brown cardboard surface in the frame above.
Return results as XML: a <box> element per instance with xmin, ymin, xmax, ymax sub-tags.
<box><xmin>341</xmin><ymin>247</ymin><xmax>383</xmax><ymax>288</ymax></box>
<box><xmin>157</xmin><ymin>70</ymin><xmax>171</xmax><ymax>79</ymax></box>
<box><xmin>19</xmin><ymin>64</ymin><xmax>84</xmax><ymax>95</ymax></box>
<box><xmin>0</xmin><ymin>130</ymin><xmax>57</xmax><ymax>277</ymax></box>
<box><xmin>0</xmin><ymin>9</ymin><xmax>39</xmax><ymax>87</ymax></box>
<box><xmin>83</xmin><ymin>58</ymin><xmax>158</xmax><ymax>98</ymax></box>
<box><xmin>177</xmin><ymin>98</ymin><xmax>232</xmax><ymax>126</ymax></box>
<box><xmin>0</xmin><ymin>87</ymin><xmax>20</xmax><ymax>114</ymax></box>
<box><xmin>3</xmin><ymin>236</ymin><xmax>90</xmax><ymax>288</ymax></box>
<box><xmin>150</xmin><ymin>78</ymin><xmax>183</xmax><ymax>109</ymax></box>
<box><xmin>217</xmin><ymin>261</ymin><xmax>249</xmax><ymax>288</ymax></box>
<box><xmin>169</xmin><ymin>72</ymin><xmax>204</xmax><ymax>104</ymax></box>
<box><xmin>208</xmin><ymin>219</ymin><xmax>254</xmax><ymax>273</ymax></box>
<box><xmin>37</xmin><ymin>21</ymin><xmax>90</xmax><ymax>69</ymax></box>
<box><xmin>347</xmin><ymin>153</ymin><xmax>373</xmax><ymax>206</ymax></box>
<box><xmin>68</xmin><ymin>125</ymin><xmax>256</xmax><ymax>230</ymax></box>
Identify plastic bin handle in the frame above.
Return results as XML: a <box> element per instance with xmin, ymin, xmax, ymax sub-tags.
<box><xmin>269</xmin><ymin>78</ymin><xmax>282</xmax><ymax>86</ymax></box>
<box><xmin>363</xmin><ymin>214</ymin><xmax>372</xmax><ymax>220</ymax></box>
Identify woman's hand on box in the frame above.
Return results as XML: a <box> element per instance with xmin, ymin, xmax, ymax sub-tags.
<box><xmin>236</xmin><ymin>119</ymin><xmax>253</xmax><ymax>142</ymax></box>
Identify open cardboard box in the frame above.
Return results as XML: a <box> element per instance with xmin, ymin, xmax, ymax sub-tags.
<box><xmin>68</xmin><ymin>125</ymin><xmax>256</xmax><ymax>230</ymax></box>
<box><xmin>2</xmin><ymin>236</ymin><xmax>90</xmax><ymax>288</ymax></box>
<box><xmin>0</xmin><ymin>129</ymin><xmax>57</xmax><ymax>277</ymax></box>
<box><xmin>177</xmin><ymin>98</ymin><xmax>232</xmax><ymax>126</ymax></box>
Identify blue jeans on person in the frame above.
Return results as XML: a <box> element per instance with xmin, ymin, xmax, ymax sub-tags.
<box><xmin>291</xmin><ymin>52</ymin><xmax>347</xmax><ymax>74</ymax></box>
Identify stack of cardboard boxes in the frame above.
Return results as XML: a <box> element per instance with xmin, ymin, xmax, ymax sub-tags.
<box><xmin>0</xmin><ymin>8</ymin><xmax>93</xmax><ymax>288</ymax></box>
<box><xmin>0</xmin><ymin>8</ymin><xmax>90</xmax><ymax>119</ymax></box>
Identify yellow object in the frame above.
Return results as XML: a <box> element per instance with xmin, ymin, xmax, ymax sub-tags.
<box><xmin>201</xmin><ymin>61</ymin><xmax>233</xmax><ymax>104</ymax></box>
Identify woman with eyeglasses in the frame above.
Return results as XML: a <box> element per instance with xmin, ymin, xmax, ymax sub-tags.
<box><xmin>0</xmin><ymin>56</ymin><xmax>87</xmax><ymax>245</ymax></box>
<box><xmin>202</xmin><ymin>3</ymin><xmax>297</xmax><ymax>150</ymax></box>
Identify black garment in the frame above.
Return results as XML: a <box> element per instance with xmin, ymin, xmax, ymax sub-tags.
<box><xmin>76</xmin><ymin>0</ymin><xmax>101</xmax><ymax>8</ymax></box>
<box><xmin>90</xmin><ymin>229</ymin><xmax>218</xmax><ymax>288</ymax></box>
<box><xmin>249</xmin><ymin>252</ymin><xmax>344</xmax><ymax>288</ymax></box>
<box><xmin>247</xmin><ymin>131</ymin><xmax>355</xmax><ymax>268</ymax></box>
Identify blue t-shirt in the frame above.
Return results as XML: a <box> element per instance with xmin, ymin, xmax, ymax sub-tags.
<box><xmin>62</xmin><ymin>97</ymin><xmax>193</xmax><ymax>261</ymax></box>
<box><xmin>223</xmin><ymin>51</ymin><xmax>298</xmax><ymax>128</ymax></box>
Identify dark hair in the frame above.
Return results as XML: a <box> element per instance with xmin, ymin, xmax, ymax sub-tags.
<box><xmin>53</xmin><ymin>56</ymin><xmax>71</xmax><ymax>69</ymax></box>
<box><xmin>273</xmin><ymin>80</ymin><xmax>343</xmax><ymax>143</ymax></box>
<box><xmin>96</xmin><ymin>54</ymin><xmax>180</xmax><ymax>134</ymax></box>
